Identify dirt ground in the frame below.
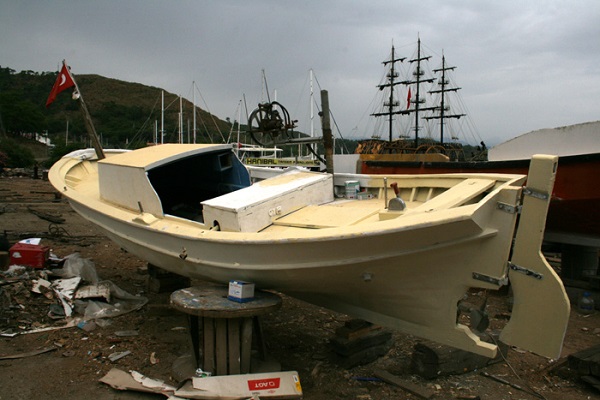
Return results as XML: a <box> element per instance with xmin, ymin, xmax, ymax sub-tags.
<box><xmin>1</xmin><ymin>174</ymin><xmax>599</xmax><ymax>400</ymax></box>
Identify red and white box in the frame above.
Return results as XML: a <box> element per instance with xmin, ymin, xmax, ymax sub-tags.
<box><xmin>190</xmin><ymin>371</ymin><xmax>302</xmax><ymax>399</ymax></box>
<box><xmin>9</xmin><ymin>242</ymin><xmax>50</xmax><ymax>268</ymax></box>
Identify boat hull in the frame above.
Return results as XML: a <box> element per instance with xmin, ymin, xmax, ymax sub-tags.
<box><xmin>67</xmin><ymin>194</ymin><xmax>513</xmax><ymax>356</ymax></box>
<box><xmin>48</xmin><ymin>145</ymin><xmax>569</xmax><ymax>358</ymax></box>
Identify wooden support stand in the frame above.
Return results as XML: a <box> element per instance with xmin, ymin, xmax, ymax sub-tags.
<box><xmin>410</xmin><ymin>332</ymin><xmax>507</xmax><ymax>379</ymax></box>
<box><xmin>147</xmin><ymin>264</ymin><xmax>191</xmax><ymax>294</ymax></box>
<box><xmin>568</xmin><ymin>343</ymin><xmax>600</xmax><ymax>392</ymax></box>
<box><xmin>331</xmin><ymin>319</ymin><xmax>393</xmax><ymax>368</ymax></box>
<box><xmin>170</xmin><ymin>284</ymin><xmax>282</xmax><ymax>376</ymax></box>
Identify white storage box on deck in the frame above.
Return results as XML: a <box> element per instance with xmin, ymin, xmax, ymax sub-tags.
<box><xmin>202</xmin><ymin>170</ymin><xmax>334</xmax><ymax>232</ymax></box>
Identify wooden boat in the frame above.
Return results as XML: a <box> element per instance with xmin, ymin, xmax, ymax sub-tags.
<box><xmin>49</xmin><ymin>144</ymin><xmax>569</xmax><ymax>359</ymax></box>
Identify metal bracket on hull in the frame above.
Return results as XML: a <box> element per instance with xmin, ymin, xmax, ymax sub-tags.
<box><xmin>508</xmin><ymin>262</ymin><xmax>543</xmax><ymax>280</ymax></box>
<box><xmin>522</xmin><ymin>187</ymin><xmax>549</xmax><ymax>200</ymax></box>
<box><xmin>496</xmin><ymin>202</ymin><xmax>520</xmax><ymax>214</ymax></box>
<box><xmin>472</xmin><ymin>272</ymin><xmax>508</xmax><ymax>287</ymax></box>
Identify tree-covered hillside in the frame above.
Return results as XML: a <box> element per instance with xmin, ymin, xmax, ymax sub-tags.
<box><xmin>0</xmin><ymin>66</ymin><xmax>235</xmax><ymax>149</ymax></box>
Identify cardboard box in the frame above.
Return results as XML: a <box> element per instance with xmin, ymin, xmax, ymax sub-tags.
<box><xmin>9</xmin><ymin>243</ymin><xmax>49</xmax><ymax>268</ymax></box>
<box><xmin>189</xmin><ymin>371</ymin><xmax>302</xmax><ymax>399</ymax></box>
<box><xmin>228</xmin><ymin>280</ymin><xmax>255</xmax><ymax>303</ymax></box>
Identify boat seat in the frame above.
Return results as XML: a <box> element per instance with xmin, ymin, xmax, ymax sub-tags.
<box><xmin>273</xmin><ymin>202</ymin><xmax>381</xmax><ymax>229</ymax></box>
<box><xmin>404</xmin><ymin>178</ymin><xmax>496</xmax><ymax>215</ymax></box>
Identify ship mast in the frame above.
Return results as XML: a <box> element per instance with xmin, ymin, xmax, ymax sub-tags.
<box><xmin>371</xmin><ymin>45</ymin><xmax>406</xmax><ymax>142</ymax></box>
<box><xmin>400</xmin><ymin>37</ymin><xmax>436</xmax><ymax>148</ymax></box>
<box><xmin>425</xmin><ymin>54</ymin><xmax>465</xmax><ymax>144</ymax></box>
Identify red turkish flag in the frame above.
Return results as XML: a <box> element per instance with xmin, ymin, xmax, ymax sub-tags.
<box><xmin>46</xmin><ymin>63</ymin><xmax>75</xmax><ymax>108</ymax></box>
<box><xmin>406</xmin><ymin>87</ymin><xmax>412</xmax><ymax>110</ymax></box>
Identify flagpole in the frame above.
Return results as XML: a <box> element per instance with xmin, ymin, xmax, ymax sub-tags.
<box><xmin>63</xmin><ymin>60</ymin><xmax>105</xmax><ymax>160</ymax></box>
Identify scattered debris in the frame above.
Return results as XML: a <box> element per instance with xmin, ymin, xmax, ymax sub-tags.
<box><xmin>99</xmin><ymin>368</ymin><xmax>176</xmax><ymax>396</ymax></box>
<box><xmin>100</xmin><ymin>368</ymin><xmax>303</xmax><ymax>399</ymax></box>
<box><xmin>568</xmin><ymin>343</ymin><xmax>600</xmax><ymax>392</ymax></box>
<box><xmin>77</xmin><ymin>320</ymin><xmax>97</xmax><ymax>332</ymax></box>
<box><xmin>27</xmin><ymin>206</ymin><xmax>65</xmax><ymax>224</ymax></box>
<box><xmin>108</xmin><ymin>350</ymin><xmax>131</xmax><ymax>362</ymax></box>
<box><xmin>480</xmin><ymin>372</ymin><xmax>544</xmax><ymax>398</ymax></box>
<box><xmin>0</xmin><ymin>346</ymin><xmax>56</xmax><ymax>360</ymax></box>
<box><xmin>410</xmin><ymin>332</ymin><xmax>507</xmax><ymax>379</ymax></box>
<box><xmin>374</xmin><ymin>369</ymin><xmax>434</xmax><ymax>399</ymax></box>
<box><xmin>114</xmin><ymin>330</ymin><xmax>139</xmax><ymax>337</ymax></box>
<box><xmin>0</xmin><ymin>251</ymin><xmax>147</xmax><ymax>336</ymax></box>
<box><xmin>74</xmin><ymin>282</ymin><xmax>111</xmax><ymax>302</ymax></box>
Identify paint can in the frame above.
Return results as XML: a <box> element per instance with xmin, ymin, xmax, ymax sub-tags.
<box><xmin>345</xmin><ymin>181</ymin><xmax>360</xmax><ymax>199</ymax></box>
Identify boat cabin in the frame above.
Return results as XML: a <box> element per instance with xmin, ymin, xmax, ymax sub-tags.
<box><xmin>98</xmin><ymin>144</ymin><xmax>251</xmax><ymax>222</ymax></box>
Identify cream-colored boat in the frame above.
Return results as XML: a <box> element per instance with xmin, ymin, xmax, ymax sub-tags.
<box><xmin>49</xmin><ymin>144</ymin><xmax>569</xmax><ymax>358</ymax></box>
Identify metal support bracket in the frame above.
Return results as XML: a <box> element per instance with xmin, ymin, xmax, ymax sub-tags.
<box><xmin>508</xmin><ymin>262</ymin><xmax>543</xmax><ymax>280</ymax></box>
<box><xmin>472</xmin><ymin>272</ymin><xmax>508</xmax><ymax>287</ymax></box>
<box><xmin>497</xmin><ymin>202</ymin><xmax>520</xmax><ymax>214</ymax></box>
<box><xmin>522</xmin><ymin>187</ymin><xmax>549</xmax><ymax>200</ymax></box>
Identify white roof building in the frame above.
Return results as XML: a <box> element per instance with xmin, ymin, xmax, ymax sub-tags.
<box><xmin>489</xmin><ymin>121</ymin><xmax>600</xmax><ymax>161</ymax></box>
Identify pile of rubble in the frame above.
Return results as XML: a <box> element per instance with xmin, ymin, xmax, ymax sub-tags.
<box><xmin>0</xmin><ymin>242</ymin><xmax>147</xmax><ymax>337</ymax></box>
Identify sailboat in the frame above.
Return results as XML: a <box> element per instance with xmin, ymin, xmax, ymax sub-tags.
<box><xmin>357</xmin><ymin>38</ymin><xmax>472</xmax><ymax>162</ymax></box>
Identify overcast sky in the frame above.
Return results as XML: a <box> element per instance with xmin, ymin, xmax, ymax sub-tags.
<box><xmin>2</xmin><ymin>0</ymin><xmax>599</xmax><ymax>147</ymax></box>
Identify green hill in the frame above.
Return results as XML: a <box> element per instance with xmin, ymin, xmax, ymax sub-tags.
<box><xmin>0</xmin><ymin>66</ymin><xmax>361</xmax><ymax>168</ymax></box>
<box><xmin>0</xmin><ymin>66</ymin><xmax>240</xmax><ymax>149</ymax></box>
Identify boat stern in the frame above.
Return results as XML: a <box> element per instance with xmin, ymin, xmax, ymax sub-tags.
<box><xmin>500</xmin><ymin>155</ymin><xmax>570</xmax><ymax>359</ymax></box>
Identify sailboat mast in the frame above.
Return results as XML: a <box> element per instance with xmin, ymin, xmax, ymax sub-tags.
<box><xmin>387</xmin><ymin>46</ymin><xmax>396</xmax><ymax>142</ymax></box>
<box><xmin>161</xmin><ymin>90</ymin><xmax>164</xmax><ymax>144</ymax></box>
<box><xmin>401</xmin><ymin>37</ymin><xmax>435</xmax><ymax>148</ymax></box>
<box><xmin>193</xmin><ymin>81</ymin><xmax>197</xmax><ymax>144</ymax></box>
<box><xmin>427</xmin><ymin>54</ymin><xmax>465</xmax><ymax>144</ymax></box>
<box><xmin>414</xmin><ymin>39</ymin><xmax>421</xmax><ymax>146</ymax></box>
<box><xmin>370</xmin><ymin>44</ymin><xmax>405</xmax><ymax>142</ymax></box>
<box><xmin>439</xmin><ymin>56</ymin><xmax>447</xmax><ymax>143</ymax></box>
<box><xmin>179</xmin><ymin>96</ymin><xmax>183</xmax><ymax>144</ymax></box>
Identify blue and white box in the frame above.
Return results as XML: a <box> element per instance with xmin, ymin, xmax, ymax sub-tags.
<box><xmin>228</xmin><ymin>280</ymin><xmax>255</xmax><ymax>302</ymax></box>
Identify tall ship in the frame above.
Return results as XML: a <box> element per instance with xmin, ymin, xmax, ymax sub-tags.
<box><xmin>356</xmin><ymin>38</ymin><xmax>479</xmax><ymax>163</ymax></box>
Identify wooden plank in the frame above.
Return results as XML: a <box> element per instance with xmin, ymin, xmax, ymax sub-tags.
<box><xmin>253</xmin><ymin>317</ymin><xmax>267</xmax><ymax>361</ymax></box>
<box><xmin>203</xmin><ymin>317</ymin><xmax>215</xmax><ymax>374</ymax></box>
<box><xmin>374</xmin><ymin>370</ymin><xmax>434</xmax><ymax>399</ymax></box>
<box><xmin>215</xmin><ymin>318</ymin><xmax>228</xmax><ymax>376</ymax></box>
<box><xmin>335</xmin><ymin>319</ymin><xmax>381</xmax><ymax>341</ymax></box>
<box><xmin>240</xmin><ymin>317</ymin><xmax>253</xmax><ymax>374</ymax></box>
<box><xmin>406</xmin><ymin>178</ymin><xmax>495</xmax><ymax>214</ymax></box>
<box><xmin>273</xmin><ymin>204</ymin><xmax>379</xmax><ymax>229</ymax></box>
<box><xmin>568</xmin><ymin>344</ymin><xmax>600</xmax><ymax>377</ymax></box>
<box><xmin>189</xmin><ymin>315</ymin><xmax>200</xmax><ymax>367</ymax></box>
<box><xmin>228</xmin><ymin>319</ymin><xmax>241</xmax><ymax>375</ymax></box>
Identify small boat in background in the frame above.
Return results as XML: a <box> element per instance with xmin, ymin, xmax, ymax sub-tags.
<box><xmin>49</xmin><ymin>143</ymin><xmax>569</xmax><ymax>359</ymax></box>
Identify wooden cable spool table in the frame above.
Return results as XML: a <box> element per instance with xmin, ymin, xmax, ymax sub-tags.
<box><xmin>170</xmin><ymin>284</ymin><xmax>282</xmax><ymax>375</ymax></box>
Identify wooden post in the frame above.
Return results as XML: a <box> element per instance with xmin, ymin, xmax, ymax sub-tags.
<box><xmin>66</xmin><ymin>61</ymin><xmax>105</xmax><ymax>160</ymax></box>
<box><xmin>320</xmin><ymin>90</ymin><xmax>334</xmax><ymax>174</ymax></box>
<box><xmin>77</xmin><ymin>95</ymin><xmax>105</xmax><ymax>160</ymax></box>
